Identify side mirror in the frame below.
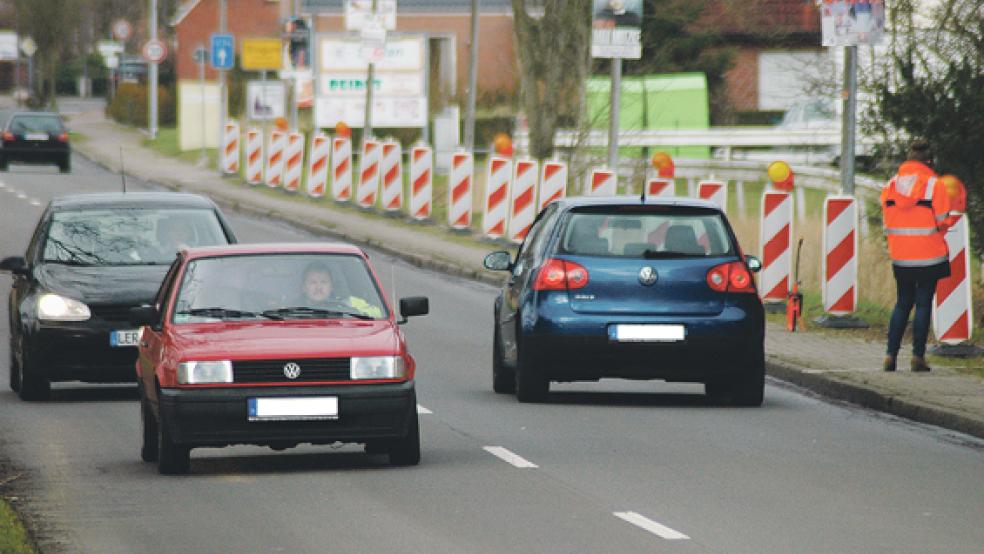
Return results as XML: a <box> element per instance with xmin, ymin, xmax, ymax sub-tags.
<box><xmin>745</xmin><ymin>255</ymin><xmax>762</xmax><ymax>273</ymax></box>
<box><xmin>0</xmin><ymin>256</ymin><xmax>27</xmax><ymax>276</ymax></box>
<box><xmin>129</xmin><ymin>305</ymin><xmax>159</xmax><ymax>327</ymax></box>
<box><xmin>483</xmin><ymin>251</ymin><xmax>513</xmax><ymax>271</ymax></box>
<box><xmin>398</xmin><ymin>296</ymin><xmax>429</xmax><ymax>324</ymax></box>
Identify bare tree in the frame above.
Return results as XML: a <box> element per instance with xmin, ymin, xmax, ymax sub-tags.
<box><xmin>14</xmin><ymin>0</ymin><xmax>82</xmax><ymax>106</ymax></box>
<box><xmin>510</xmin><ymin>0</ymin><xmax>592</xmax><ymax>160</ymax></box>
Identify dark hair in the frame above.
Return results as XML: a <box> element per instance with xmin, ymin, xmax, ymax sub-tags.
<box><xmin>907</xmin><ymin>140</ymin><xmax>933</xmax><ymax>164</ymax></box>
<box><xmin>303</xmin><ymin>261</ymin><xmax>333</xmax><ymax>279</ymax></box>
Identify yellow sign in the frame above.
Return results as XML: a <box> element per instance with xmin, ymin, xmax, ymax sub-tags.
<box><xmin>241</xmin><ymin>38</ymin><xmax>282</xmax><ymax>71</ymax></box>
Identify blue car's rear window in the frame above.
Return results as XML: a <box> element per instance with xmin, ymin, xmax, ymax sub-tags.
<box><xmin>560</xmin><ymin>207</ymin><xmax>734</xmax><ymax>258</ymax></box>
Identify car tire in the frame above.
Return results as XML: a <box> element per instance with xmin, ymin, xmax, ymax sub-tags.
<box><xmin>17</xmin><ymin>351</ymin><xmax>50</xmax><ymax>401</ymax></box>
<box><xmin>0</xmin><ymin>156</ymin><xmax>7</xmax><ymax>171</ymax></box>
<box><xmin>492</xmin><ymin>323</ymin><xmax>515</xmax><ymax>394</ymax></box>
<box><xmin>705</xmin><ymin>344</ymin><xmax>765</xmax><ymax>407</ymax></box>
<box><xmin>514</xmin><ymin>337</ymin><xmax>548</xmax><ymax>403</ymax></box>
<box><xmin>157</xmin><ymin>413</ymin><xmax>190</xmax><ymax>475</ymax></box>
<box><xmin>9</xmin><ymin>346</ymin><xmax>20</xmax><ymax>392</ymax></box>
<box><xmin>141</xmin><ymin>399</ymin><xmax>159</xmax><ymax>463</ymax></box>
<box><xmin>388</xmin><ymin>403</ymin><xmax>420</xmax><ymax>466</ymax></box>
<box><xmin>58</xmin><ymin>157</ymin><xmax>70</xmax><ymax>174</ymax></box>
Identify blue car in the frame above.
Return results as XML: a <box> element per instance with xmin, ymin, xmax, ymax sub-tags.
<box><xmin>484</xmin><ymin>196</ymin><xmax>765</xmax><ymax>405</ymax></box>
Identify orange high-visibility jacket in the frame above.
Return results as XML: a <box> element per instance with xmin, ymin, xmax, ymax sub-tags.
<box><xmin>880</xmin><ymin>160</ymin><xmax>952</xmax><ymax>267</ymax></box>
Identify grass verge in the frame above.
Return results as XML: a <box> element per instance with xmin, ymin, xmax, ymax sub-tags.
<box><xmin>0</xmin><ymin>499</ymin><xmax>34</xmax><ymax>554</ymax></box>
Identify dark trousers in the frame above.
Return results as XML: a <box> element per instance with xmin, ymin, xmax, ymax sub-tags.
<box><xmin>887</xmin><ymin>276</ymin><xmax>938</xmax><ymax>357</ymax></box>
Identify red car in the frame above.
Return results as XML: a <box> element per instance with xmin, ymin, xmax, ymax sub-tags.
<box><xmin>130</xmin><ymin>243</ymin><xmax>429</xmax><ymax>474</ymax></box>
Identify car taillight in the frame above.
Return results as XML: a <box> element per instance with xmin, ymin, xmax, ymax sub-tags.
<box><xmin>706</xmin><ymin>261</ymin><xmax>755</xmax><ymax>293</ymax></box>
<box><xmin>2</xmin><ymin>132</ymin><xmax>13</xmax><ymax>141</ymax></box>
<box><xmin>56</xmin><ymin>133</ymin><xmax>69</xmax><ymax>142</ymax></box>
<box><xmin>533</xmin><ymin>258</ymin><xmax>590</xmax><ymax>291</ymax></box>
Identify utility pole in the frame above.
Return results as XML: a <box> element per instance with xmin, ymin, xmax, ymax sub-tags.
<box><xmin>840</xmin><ymin>45</ymin><xmax>857</xmax><ymax>195</ymax></box>
<box><xmin>290</xmin><ymin>0</ymin><xmax>299</xmax><ymax>130</ymax></box>
<box><xmin>149</xmin><ymin>0</ymin><xmax>159</xmax><ymax>139</ymax></box>
<box><xmin>607</xmin><ymin>57</ymin><xmax>621</xmax><ymax>169</ymax></box>
<box><xmin>363</xmin><ymin>0</ymin><xmax>379</xmax><ymax>141</ymax></box>
<box><xmin>463</xmin><ymin>0</ymin><xmax>480</xmax><ymax>150</ymax></box>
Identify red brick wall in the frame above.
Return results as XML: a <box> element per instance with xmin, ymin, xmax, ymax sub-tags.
<box><xmin>724</xmin><ymin>47</ymin><xmax>759</xmax><ymax>112</ymax></box>
<box><xmin>174</xmin><ymin>0</ymin><xmax>282</xmax><ymax>82</ymax></box>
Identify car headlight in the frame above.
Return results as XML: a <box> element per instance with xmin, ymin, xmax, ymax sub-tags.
<box><xmin>177</xmin><ymin>360</ymin><xmax>233</xmax><ymax>384</ymax></box>
<box><xmin>350</xmin><ymin>356</ymin><xmax>405</xmax><ymax>380</ymax></box>
<box><xmin>37</xmin><ymin>293</ymin><xmax>91</xmax><ymax>321</ymax></box>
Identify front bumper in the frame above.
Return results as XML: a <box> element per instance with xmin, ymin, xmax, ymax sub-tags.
<box><xmin>27</xmin><ymin>322</ymin><xmax>138</xmax><ymax>382</ymax></box>
<box><xmin>159</xmin><ymin>381</ymin><xmax>415</xmax><ymax>447</ymax></box>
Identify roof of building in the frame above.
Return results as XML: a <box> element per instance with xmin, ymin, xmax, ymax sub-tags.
<box><xmin>302</xmin><ymin>0</ymin><xmax>514</xmax><ymax>13</ymax></box>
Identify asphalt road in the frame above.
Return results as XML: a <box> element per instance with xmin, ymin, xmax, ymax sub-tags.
<box><xmin>1</xmin><ymin>154</ymin><xmax>983</xmax><ymax>553</ymax></box>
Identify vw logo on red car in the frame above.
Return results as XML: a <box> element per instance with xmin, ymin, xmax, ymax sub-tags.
<box><xmin>283</xmin><ymin>362</ymin><xmax>302</xmax><ymax>380</ymax></box>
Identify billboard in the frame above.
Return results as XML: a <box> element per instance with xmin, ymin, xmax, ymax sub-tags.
<box><xmin>821</xmin><ymin>0</ymin><xmax>885</xmax><ymax>46</ymax></box>
<box><xmin>591</xmin><ymin>0</ymin><xmax>642</xmax><ymax>59</ymax></box>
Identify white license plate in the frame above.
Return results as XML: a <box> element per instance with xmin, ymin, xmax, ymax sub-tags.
<box><xmin>110</xmin><ymin>329</ymin><xmax>142</xmax><ymax>347</ymax></box>
<box><xmin>611</xmin><ymin>324</ymin><xmax>685</xmax><ymax>342</ymax></box>
<box><xmin>248</xmin><ymin>397</ymin><xmax>339</xmax><ymax>421</ymax></box>
<box><xmin>25</xmin><ymin>133</ymin><xmax>49</xmax><ymax>141</ymax></box>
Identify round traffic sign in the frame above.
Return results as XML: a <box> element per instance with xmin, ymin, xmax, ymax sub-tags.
<box><xmin>143</xmin><ymin>39</ymin><xmax>167</xmax><ymax>64</ymax></box>
<box><xmin>192</xmin><ymin>46</ymin><xmax>208</xmax><ymax>64</ymax></box>
<box><xmin>113</xmin><ymin>19</ymin><xmax>132</xmax><ymax>41</ymax></box>
<box><xmin>19</xmin><ymin>37</ymin><xmax>36</xmax><ymax>57</ymax></box>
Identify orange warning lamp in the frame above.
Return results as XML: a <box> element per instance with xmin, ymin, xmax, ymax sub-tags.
<box><xmin>335</xmin><ymin>122</ymin><xmax>352</xmax><ymax>138</ymax></box>
<box><xmin>493</xmin><ymin>133</ymin><xmax>513</xmax><ymax>157</ymax></box>
<box><xmin>768</xmin><ymin>161</ymin><xmax>794</xmax><ymax>192</ymax></box>
<box><xmin>941</xmin><ymin>174</ymin><xmax>967</xmax><ymax>213</ymax></box>
<box><xmin>651</xmin><ymin>151</ymin><xmax>674</xmax><ymax>178</ymax></box>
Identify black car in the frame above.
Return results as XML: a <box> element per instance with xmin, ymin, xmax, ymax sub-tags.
<box><xmin>0</xmin><ymin>192</ymin><xmax>237</xmax><ymax>400</ymax></box>
<box><xmin>484</xmin><ymin>196</ymin><xmax>766</xmax><ymax>405</ymax></box>
<box><xmin>0</xmin><ymin>111</ymin><xmax>72</xmax><ymax>173</ymax></box>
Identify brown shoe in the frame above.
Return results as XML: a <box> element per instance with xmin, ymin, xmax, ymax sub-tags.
<box><xmin>911</xmin><ymin>356</ymin><xmax>932</xmax><ymax>372</ymax></box>
<box><xmin>883</xmin><ymin>355</ymin><xmax>896</xmax><ymax>372</ymax></box>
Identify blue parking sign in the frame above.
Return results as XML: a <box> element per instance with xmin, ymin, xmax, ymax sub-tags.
<box><xmin>210</xmin><ymin>33</ymin><xmax>234</xmax><ymax>70</ymax></box>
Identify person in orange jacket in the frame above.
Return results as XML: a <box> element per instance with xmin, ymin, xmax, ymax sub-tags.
<box><xmin>880</xmin><ymin>140</ymin><xmax>954</xmax><ymax>372</ymax></box>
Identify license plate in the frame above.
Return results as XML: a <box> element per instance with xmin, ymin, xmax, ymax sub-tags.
<box><xmin>248</xmin><ymin>397</ymin><xmax>339</xmax><ymax>421</ymax></box>
<box><xmin>25</xmin><ymin>133</ymin><xmax>49</xmax><ymax>141</ymax></box>
<box><xmin>610</xmin><ymin>324</ymin><xmax>685</xmax><ymax>342</ymax></box>
<box><xmin>110</xmin><ymin>329</ymin><xmax>142</xmax><ymax>347</ymax></box>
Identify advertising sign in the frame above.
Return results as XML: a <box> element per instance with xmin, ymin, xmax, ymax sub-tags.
<box><xmin>246</xmin><ymin>81</ymin><xmax>286</xmax><ymax>120</ymax></box>
<box><xmin>821</xmin><ymin>0</ymin><xmax>885</xmax><ymax>46</ymax></box>
<box><xmin>591</xmin><ymin>0</ymin><xmax>642</xmax><ymax>59</ymax></box>
<box><xmin>320</xmin><ymin>73</ymin><xmax>423</xmax><ymax>97</ymax></box>
<box><xmin>345</xmin><ymin>0</ymin><xmax>397</xmax><ymax>31</ymax></box>
<box><xmin>0</xmin><ymin>31</ymin><xmax>18</xmax><ymax>61</ymax></box>
<box><xmin>320</xmin><ymin>37</ymin><xmax>423</xmax><ymax>72</ymax></box>
<box><xmin>242</xmin><ymin>38</ymin><xmax>283</xmax><ymax>71</ymax></box>
<box><xmin>315</xmin><ymin>97</ymin><xmax>427</xmax><ymax>129</ymax></box>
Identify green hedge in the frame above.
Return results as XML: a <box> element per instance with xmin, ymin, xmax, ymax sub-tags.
<box><xmin>106</xmin><ymin>83</ymin><xmax>176</xmax><ymax>127</ymax></box>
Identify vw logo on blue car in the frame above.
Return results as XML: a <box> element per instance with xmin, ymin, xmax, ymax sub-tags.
<box><xmin>638</xmin><ymin>266</ymin><xmax>658</xmax><ymax>286</ymax></box>
<box><xmin>283</xmin><ymin>362</ymin><xmax>302</xmax><ymax>380</ymax></box>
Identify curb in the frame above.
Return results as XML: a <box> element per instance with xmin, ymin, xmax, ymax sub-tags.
<box><xmin>767</xmin><ymin>358</ymin><xmax>984</xmax><ymax>441</ymax></box>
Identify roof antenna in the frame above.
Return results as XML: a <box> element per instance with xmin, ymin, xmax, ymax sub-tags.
<box><xmin>119</xmin><ymin>147</ymin><xmax>127</xmax><ymax>194</ymax></box>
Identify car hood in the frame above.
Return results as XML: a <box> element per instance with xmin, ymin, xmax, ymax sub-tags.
<box><xmin>169</xmin><ymin>320</ymin><xmax>400</xmax><ymax>360</ymax></box>
<box><xmin>36</xmin><ymin>263</ymin><xmax>169</xmax><ymax>305</ymax></box>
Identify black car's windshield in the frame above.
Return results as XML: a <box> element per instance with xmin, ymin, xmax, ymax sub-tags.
<box><xmin>559</xmin><ymin>207</ymin><xmax>734</xmax><ymax>258</ymax></box>
<box><xmin>42</xmin><ymin>208</ymin><xmax>228</xmax><ymax>266</ymax></box>
<box><xmin>9</xmin><ymin>114</ymin><xmax>64</xmax><ymax>135</ymax></box>
<box><xmin>172</xmin><ymin>253</ymin><xmax>390</xmax><ymax>323</ymax></box>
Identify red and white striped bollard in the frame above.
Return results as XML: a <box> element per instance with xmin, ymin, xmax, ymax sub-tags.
<box><xmin>482</xmin><ymin>156</ymin><xmax>512</xmax><ymax>239</ymax></box>
<box><xmin>306</xmin><ymin>133</ymin><xmax>330</xmax><ymax>198</ymax></box>
<box><xmin>759</xmin><ymin>190</ymin><xmax>794</xmax><ymax>303</ymax></box>
<box><xmin>408</xmin><ymin>145</ymin><xmax>432</xmax><ymax>220</ymax></box>
<box><xmin>357</xmin><ymin>139</ymin><xmax>380</xmax><ymax>208</ymax></box>
<box><xmin>448</xmin><ymin>151</ymin><xmax>473</xmax><ymax>229</ymax></box>
<box><xmin>331</xmin><ymin>136</ymin><xmax>352</xmax><ymax>202</ymax></box>
<box><xmin>380</xmin><ymin>140</ymin><xmax>403</xmax><ymax>212</ymax></box>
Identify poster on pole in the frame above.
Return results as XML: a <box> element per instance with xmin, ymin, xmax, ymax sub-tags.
<box><xmin>0</xmin><ymin>31</ymin><xmax>18</xmax><ymax>61</ymax></box>
<box><xmin>246</xmin><ymin>81</ymin><xmax>286</xmax><ymax>120</ymax></box>
<box><xmin>591</xmin><ymin>0</ymin><xmax>642</xmax><ymax>59</ymax></box>
<box><xmin>821</xmin><ymin>0</ymin><xmax>885</xmax><ymax>46</ymax></box>
<box><xmin>345</xmin><ymin>0</ymin><xmax>397</xmax><ymax>31</ymax></box>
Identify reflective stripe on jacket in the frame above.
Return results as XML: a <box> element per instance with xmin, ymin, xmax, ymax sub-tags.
<box><xmin>880</xmin><ymin>161</ymin><xmax>951</xmax><ymax>267</ymax></box>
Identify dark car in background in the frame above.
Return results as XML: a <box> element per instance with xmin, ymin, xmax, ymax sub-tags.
<box><xmin>0</xmin><ymin>193</ymin><xmax>237</xmax><ymax>400</ymax></box>
<box><xmin>0</xmin><ymin>111</ymin><xmax>72</xmax><ymax>173</ymax></box>
<box><xmin>484</xmin><ymin>197</ymin><xmax>766</xmax><ymax>405</ymax></box>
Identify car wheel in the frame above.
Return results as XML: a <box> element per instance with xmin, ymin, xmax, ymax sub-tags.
<box><xmin>492</xmin><ymin>322</ymin><xmax>515</xmax><ymax>394</ymax></box>
<box><xmin>157</xmin><ymin>413</ymin><xmax>190</xmax><ymax>475</ymax></box>
<box><xmin>705</xmin><ymin>344</ymin><xmax>765</xmax><ymax>407</ymax></box>
<box><xmin>141</xmin><ymin>399</ymin><xmax>159</xmax><ymax>463</ymax></box>
<box><xmin>58</xmin><ymin>157</ymin><xmax>70</xmax><ymax>173</ymax></box>
<box><xmin>514</xmin><ymin>337</ymin><xmax>548</xmax><ymax>403</ymax></box>
<box><xmin>17</xmin><ymin>351</ymin><xmax>50</xmax><ymax>401</ymax></box>
<box><xmin>9</xmin><ymin>346</ymin><xmax>20</xmax><ymax>392</ymax></box>
<box><xmin>0</xmin><ymin>156</ymin><xmax>7</xmax><ymax>171</ymax></box>
<box><xmin>388</xmin><ymin>403</ymin><xmax>420</xmax><ymax>466</ymax></box>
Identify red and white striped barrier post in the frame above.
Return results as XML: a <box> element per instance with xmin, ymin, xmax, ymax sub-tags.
<box><xmin>698</xmin><ymin>180</ymin><xmax>727</xmax><ymax>212</ymax></box>
<box><xmin>646</xmin><ymin>178</ymin><xmax>674</xmax><ymax>198</ymax></box>
<box><xmin>357</xmin><ymin>139</ymin><xmax>380</xmax><ymax>208</ymax></box>
<box><xmin>265</xmin><ymin>130</ymin><xmax>286</xmax><ymax>188</ymax></box>
<box><xmin>331</xmin><ymin>136</ymin><xmax>352</xmax><ymax>202</ymax></box>
<box><xmin>820</xmin><ymin>196</ymin><xmax>859</xmax><ymax>315</ymax></box>
<box><xmin>448</xmin><ymin>151</ymin><xmax>473</xmax><ymax>230</ymax></box>
<box><xmin>221</xmin><ymin>120</ymin><xmax>239</xmax><ymax>175</ymax></box>
<box><xmin>244</xmin><ymin>128</ymin><xmax>263</xmax><ymax>185</ymax></box>
<box><xmin>933</xmin><ymin>217</ymin><xmax>973</xmax><ymax>344</ymax></box>
<box><xmin>509</xmin><ymin>159</ymin><xmax>538</xmax><ymax>244</ymax></box>
<box><xmin>482</xmin><ymin>156</ymin><xmax>512</xmax><ymax>239</ymax></box>
<box><xmin>306</xmin><ymin>133</ymin><xmax>330</xmax><ymax>198</ymax></box>
<box><xmin>538</xmin><ymin>160</ymin><xmax>567</xmax><ymax>210</ymax></box>
<box><xmin>759</xmin><ymin>190</ymin><xmax>794</xmax><ymax>303</ymax></box>
<box><xmin>380</xmin><ymin>140</ymin><xmax>403</xmax><ymax>212</ymax></box>
<box><xmin>408</xmin><ymin>145</ymin><xmax>432</xmax><ymax>220</ymax></box>
<box><xmin>587</xmin><ymin>167</ymin><xmax>616</xmax><ymax>196</ymax></box>
<box><xmin>282</xmin><ymin>131</ymin><xmax>304</xmax><ymax>192</ymax></box>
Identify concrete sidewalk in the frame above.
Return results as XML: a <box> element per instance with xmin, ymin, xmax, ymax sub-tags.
<box><xmin>66</xmin><ymin>107</ymin><xmax>984</xmax><ymax>441</ymax></box>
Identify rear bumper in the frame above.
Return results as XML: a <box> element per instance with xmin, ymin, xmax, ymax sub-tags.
<box><xmin>159</xmin><ymin>381</ymin><xmax>415</xmax><ymax>447</ymax></box>
<box><xmin>2</xmin><ymin>147</ymin><xmax>69</xmax><ymax>163</ymax></box>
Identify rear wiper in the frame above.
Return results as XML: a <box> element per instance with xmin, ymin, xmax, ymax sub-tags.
<box><xmin>262</xmin><ymin>306</ymin><xmax>375</xmax><ymax>320</ymax></box>
<box><xmin>641</xmin><ymin>250</ymin><xmax>707</xmax><ymax>259</ymax></box>
<box><xmin>177</xmin><ymin>307</ymin><xmax>282</xmax><ymax>320</ymax></box>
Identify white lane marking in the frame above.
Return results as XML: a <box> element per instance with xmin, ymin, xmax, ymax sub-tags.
<box><xmin>16</xmin><ymin>192</ymin><xmax>27</xmax><ymax>200</ymax></box>
<box><xmin>613</xmin><ymin>511</ymin><xmax>690</xmax><ymax>540</ymax></box>
<box><xmin>483</xmin><ymin>446</ymin><xmax>538</xmax><ymax>468</ymax></box>
<box><xmin>0</xmin><ymin>181</ymin><xmax>5</xmax><ymax>188</ymax></box>
<box><xmin>416</xmin><ymin>404</ymin><xmax>432</xmax><ymax>414</ymax></box>
<box><xmin>29</xmin><ymin>199</ymin><xmax>41</xmax><ymax>206</ymax></box>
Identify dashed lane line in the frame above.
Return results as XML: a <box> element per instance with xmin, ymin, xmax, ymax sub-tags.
<box><xmin>613</xmin><ymin>511</ymin><xmax>690</xmax><ymax>541</ymax></box>
<box><xmin>482</xmin><ymin>446</ymin><xmax>538</xmax><ymax>468</ymax></box>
